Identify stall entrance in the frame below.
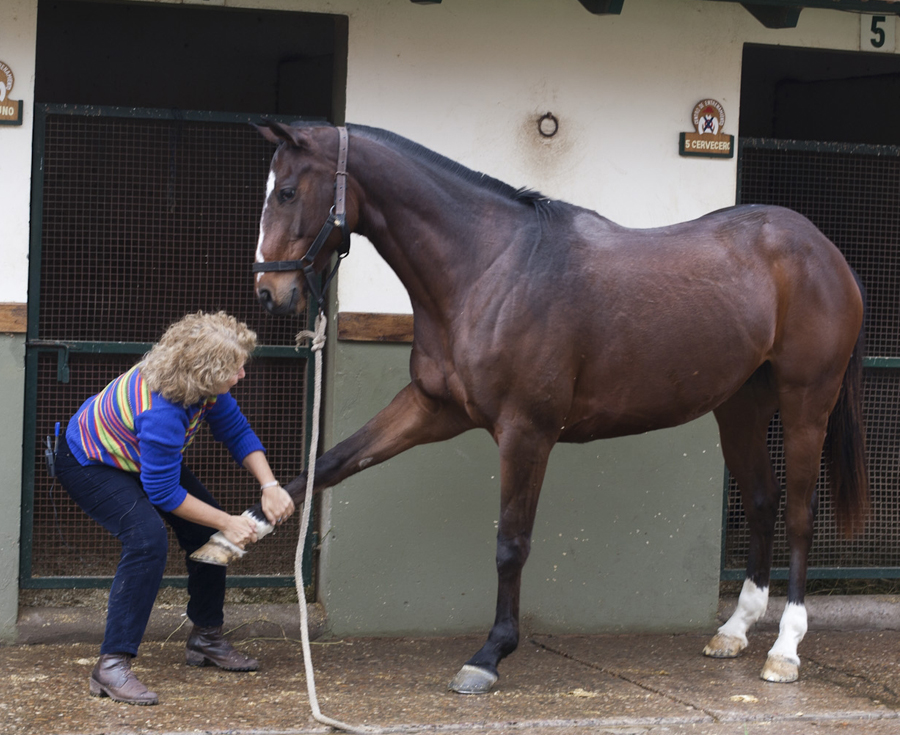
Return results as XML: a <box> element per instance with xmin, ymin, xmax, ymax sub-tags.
<box><xmin>723</xmin><ymin>44</ymin><xmax>900</xmax><ymax>580</ymax></box>
<box><xmin>23</xmin><ymin>1</ymin><xmax>347</xmax><ymax>589</ymax></box>
<box><xmin>22</xmin><ymin>105</ymin><xmax>316</xmax><ymax>588</ymax></box>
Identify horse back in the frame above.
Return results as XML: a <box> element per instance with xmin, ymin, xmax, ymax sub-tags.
<box><xmin>496</xmin><ymin>203</ymin><xmax>862</xmax><ymax>441</ymax></box>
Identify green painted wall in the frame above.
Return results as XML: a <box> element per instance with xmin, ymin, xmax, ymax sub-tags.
<box><xmin>0</xmin><ymin>336</ymin><xmax>25</xmax><ymax>642</ymax></box>
<box><xmin>318</xmin><ymin>340</ymin><xmax>724</xmax><ymax>637</ymax></box>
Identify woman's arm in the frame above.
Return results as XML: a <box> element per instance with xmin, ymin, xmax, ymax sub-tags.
<box><xmin>243</xmin><ymin>449</ymin><xmax>295</xmax><ymax>525</ymax></box>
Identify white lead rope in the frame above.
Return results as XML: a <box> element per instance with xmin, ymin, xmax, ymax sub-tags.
<box><xmin>294</xmin><ymin>313</ymin><xmax>375</xmax><ymax>735</ymax></box>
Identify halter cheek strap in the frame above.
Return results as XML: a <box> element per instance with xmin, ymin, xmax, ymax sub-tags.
<box><xmin>252</xmin><ymin>126</ymin><xmax>351</xmax><ymax>310</ymax></box>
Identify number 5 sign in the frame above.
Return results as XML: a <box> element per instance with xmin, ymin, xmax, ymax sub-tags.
<box><xmin>861</xmin><ymin>14</ymin><xmax>896</xmax><ymax>53</ymax></box>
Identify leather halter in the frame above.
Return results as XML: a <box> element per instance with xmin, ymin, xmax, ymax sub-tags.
<box><xmin>252</xmin><ymin>126</ymin><xmax>351</xmax><ymax>310</ymax></box>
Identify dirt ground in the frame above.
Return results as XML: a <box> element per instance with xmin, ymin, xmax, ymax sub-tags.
<box><xmin>5</xmin><ymin>630</ymin><xmax>900</xmax><ymax>735</ymax></box>
<box><xmin>6</xmin><ymin>592</ymin><xmax>900</xmax><ymax>735</ymax></box>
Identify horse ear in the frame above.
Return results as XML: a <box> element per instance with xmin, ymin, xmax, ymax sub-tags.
<box><xmin>253</xmin><ymin>119</ymin><xmax>311</xmax><ymax>150</ymax></box>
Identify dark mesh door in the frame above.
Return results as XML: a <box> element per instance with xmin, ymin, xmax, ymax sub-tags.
<box><xmin>724</xmin><ymin>139</ymin><xmax>900</xmax><ymax>577</ymax></box>
<box><xmin>24</xmin><ymin>106</ymin><xmax>313</xmax><ymax>584</ymax></box>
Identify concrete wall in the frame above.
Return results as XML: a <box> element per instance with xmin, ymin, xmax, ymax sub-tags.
<box><xmin>0</xmin><ymin>0</ymin><xmax>36</xmax><ymax>642</ymax></box>
<box><xmin>2</xmin><ymin>0</ymin><xmax>887</xmax><ymax>639</ymax></box>
<box><xmin>320</xmin><ymin>342</ymin><xmax>723</xmax><ymax>636</ymax></box>
<box><xmin>0</xmin><ymin>337</ymin><xmax>25</xmax><ymax>642</ymax></box>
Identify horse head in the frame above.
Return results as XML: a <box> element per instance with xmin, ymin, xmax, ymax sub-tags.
<box><xmin>253</xmin><ymin>121</ymin><xmax>352</xmax><ymax>315</ymax></box>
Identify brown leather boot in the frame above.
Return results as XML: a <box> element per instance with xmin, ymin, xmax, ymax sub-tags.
<box><xmin>185</xmin><ymin>624</ymin><xmax>259</xmax><ymax>671</ymax></box>
<box><xmin>89</xmin><ymin>653</ymin><xmax>159</xmax><ymax>705</ymax></box>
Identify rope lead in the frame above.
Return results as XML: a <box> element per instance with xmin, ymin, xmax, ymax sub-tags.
<box><xmin>294</xmin><ymin>312</ymin><xmax>376</xmax><ymax>735</ymax></box>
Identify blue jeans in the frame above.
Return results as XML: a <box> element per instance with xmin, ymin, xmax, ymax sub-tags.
<box><xmin>55</xmin><ymin>432</ymin><xmax>227</xmax><ymax>656</ymax></box>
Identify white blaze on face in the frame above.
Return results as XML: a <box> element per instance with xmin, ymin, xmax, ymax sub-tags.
<box><xmin>255</xmin><ymin>169</ymin><xmax>276</xmax><ymax>283</ymax></box>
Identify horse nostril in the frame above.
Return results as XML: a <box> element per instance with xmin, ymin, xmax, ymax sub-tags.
<box><xmin>257</xmin><ymin>287</ymin><xmax>275</xmax><ymax>313</ymax></box>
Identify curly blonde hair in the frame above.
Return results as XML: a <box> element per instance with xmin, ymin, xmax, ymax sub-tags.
<box><xmin>140</xmin><ymin>311</ymin><xmax>257</xmax><ymax>406</ymax></box>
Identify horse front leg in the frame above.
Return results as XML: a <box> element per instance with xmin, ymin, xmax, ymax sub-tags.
<box><xmin>449</xmin><ymin>429</ymin><xmax>552</xmax><ymax>694</ymax></box>
<box><xmin>191</xmin><ymin>383</ymin><xmax>472</xmax><ymax>565</ymax></box>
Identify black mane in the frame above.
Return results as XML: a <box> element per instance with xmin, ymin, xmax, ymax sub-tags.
<box><xmin>347</xmin><ymin>124</ymin><xmax>560</xmax><ymax>215</ymax></box>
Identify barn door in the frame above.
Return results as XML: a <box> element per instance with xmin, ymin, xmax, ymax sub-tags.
<box><xmin>22</xmin><ymin>104</ymin><xmax>317</xmax><ymax>590</ymax></box>
<box><xmin>722</xmin><ymin>137</ymin><xmax>900</xmax><ymax>581</ymax></box>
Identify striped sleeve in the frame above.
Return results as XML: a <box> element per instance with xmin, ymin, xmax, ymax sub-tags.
<box><xmin>75</xmin><ymin>366</ymin><xmax>150</xmax><ymax>472</ymax></box>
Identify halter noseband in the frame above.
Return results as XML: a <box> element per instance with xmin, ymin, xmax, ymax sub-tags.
<box><xmin>252</xmin><ymin>126</ymin><xmax>351</xmax><ymax>310</ymax></box>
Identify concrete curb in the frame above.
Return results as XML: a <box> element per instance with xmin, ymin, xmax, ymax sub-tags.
<box><xmin>16</xmin><ymin>602</ymin><xmax>326</xmax><ymax>645</ymax></box>
<box><xmin>14</xmin><ymin>595</ymin><xmax>900</xmax><ymax>645</ymax></box>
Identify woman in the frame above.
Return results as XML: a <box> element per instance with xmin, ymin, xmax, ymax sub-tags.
<box><xmin>55</xmin><ymin>311</ymin><xmax>295</xmax><ymax>706</ymax></box>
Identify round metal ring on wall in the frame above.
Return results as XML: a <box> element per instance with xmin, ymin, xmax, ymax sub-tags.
<box><xmin>538</xmin><ymin>112</ymin><xmax>559</xmax><ymax>138</ymax></box>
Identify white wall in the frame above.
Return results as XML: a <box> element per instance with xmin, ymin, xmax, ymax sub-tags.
<box><xmin>0</xmin><ymin>0</ymin><xmax>37</xmax><ymax>304</ymax></box>
<box><xmin>263</xmin><ymin>0</ymin><xmax>861</xmax><ymax>314</ymax></box>
<box><xmin>0</xmin><ymin>1</ymin><xmax>872</xmax><ymax>312</ymax></box>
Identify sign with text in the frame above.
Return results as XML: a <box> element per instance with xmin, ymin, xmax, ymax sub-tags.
<box><xmin>679</xmin><ymin>99</ymin><xmax>733</xmax><ymax>159</ymax></box>
<box><xmin>0</xmin><ymin>62</ymin><xmax>23</xmax><ymax>126</ymax></box>
<box><xmin>860</xmin><ymin>14</ymin><xmax>896</xmax><ymax>53</ymax></box>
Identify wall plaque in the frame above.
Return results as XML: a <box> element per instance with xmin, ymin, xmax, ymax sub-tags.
<box><xmin>679</xmin><ymin>99</ymin><xmax>733</xmax><ymax>159</ymax></box>
<box><xmin>0</xmin><ymin>62</ymin><xmax>23</xmax><ymax>126</ymax></box>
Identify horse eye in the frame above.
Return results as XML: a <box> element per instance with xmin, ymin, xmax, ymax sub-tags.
<box><xmin>278</xmin><ymin>187</ymin><xmax>296</xmax><ymax>204</ymax></box>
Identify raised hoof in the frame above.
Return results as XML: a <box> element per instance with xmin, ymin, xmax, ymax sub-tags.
<box><xmin>189</xmin><ymin>532</ymin><xmax>246</xmax><ymax>567</ymax></box>
<box><xmin>761</xmin><ymin>654</ymin><xmax>799</xmax><ymax>683</ymax></box>
<box><xmin>448</xmin><ymin>664</ymin><xmax>498</xmax><ymax>694</ymax></box>
<box><xmin>702</xmin><ymin>633</ymin><xmax>746</xmax><ymax>659</ymax></box>
<box><xmin>189</xmin><ymin>513</ymin><xmax>273</xmax><ymax>567</ymax></box>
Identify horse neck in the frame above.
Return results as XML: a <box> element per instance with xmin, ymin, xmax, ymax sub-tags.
<box><xmin>350</xmin><ymin>136</ymin><xmax>523</xmax><ymax>315</ymax></box>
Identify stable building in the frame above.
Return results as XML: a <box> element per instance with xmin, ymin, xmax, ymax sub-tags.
<box><xmin>1</xmin><ymin>0</ymin><xmax>899</xmax><ymax>641</ymax></box>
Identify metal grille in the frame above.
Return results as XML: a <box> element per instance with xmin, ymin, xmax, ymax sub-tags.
<box><xmin>724</xmin><ymin>139</ymin><xmax>900</xmax><ymax>577</ymax></box>
<box><xmin>737</xmin><ymin>141</ymin><xmax>900</xmax><ymax>358</ymax></box>
<box><xmin>35</xmin><ymin>111</ymin><xmax>300</xmax><ymax>345</ymax></box>
<box><xmin>24</xmin><ymin>106</ymin><xmax>313</xmax><ymax>584</ymax></box>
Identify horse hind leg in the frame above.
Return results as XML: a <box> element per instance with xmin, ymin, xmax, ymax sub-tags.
<box><xmin>759</xmin><ymin>386</ymin><xmax>834</xmax><ymax>684</ymax></box>
<box><xmin>704</xmin><ymin>371</ymin><xmax>780</xmax><ymax>660</ymax></box>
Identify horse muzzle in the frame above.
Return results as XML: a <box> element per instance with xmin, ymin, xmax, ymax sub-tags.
<box><xmin>257</xmin><ymin>280</ymin><xmax>304</xmax><ymax>316</ymax></box>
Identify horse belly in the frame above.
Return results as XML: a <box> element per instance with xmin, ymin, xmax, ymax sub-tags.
<box><xmin>559</xmin><ymin>332</ymin><xmax>766</xmax><ymax>443</ymax></box>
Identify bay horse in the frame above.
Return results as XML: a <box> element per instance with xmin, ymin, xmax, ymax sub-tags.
<box><xmin>192</xmin><ymin>121</ymin><xmax>867</xmax><ymax>694</ymax></box>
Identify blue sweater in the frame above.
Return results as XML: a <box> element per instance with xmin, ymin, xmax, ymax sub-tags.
<box><xmin>66</xmin><ymin>366</ymin><xmax>265</xmax><ymax>512</ymax></box>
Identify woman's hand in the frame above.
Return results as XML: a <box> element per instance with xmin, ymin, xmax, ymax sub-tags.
<box><xmin>261</xmin><ymin>483</ymin><xmax>295</xmax><ymax>526</ymax></box>
<box><xmin>220</xmin><ymin>514</ymin><xmax>259</xmax><ymax>549</ymax></box>
<box><xmin>243</xmin><ymin>451</ymin><xmax>295</xmax><ymax>526</ymax></box>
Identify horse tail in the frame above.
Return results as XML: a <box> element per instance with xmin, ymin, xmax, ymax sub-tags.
<box><xmin>825</xmin><ymin>271</ymin><xmax>869</xmax><ymax>538</ymax></box>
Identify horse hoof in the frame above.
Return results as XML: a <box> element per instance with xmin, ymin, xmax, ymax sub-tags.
<box><xmin>188</xmin><ymin>532</ymin><xmax>246</xmax><ymax>567</ymax></box>
<box><xmin>702</xmin><ymin>633</ymin><xmax>746</xmax><ymax>658</ymax></box>
<box><xmin>761</xmin><ymin>654</ymin><xmax>799</xmax><ymax>683</ymax></box>
<box><xmin>448</xmin><ymin>665</ymin><xmax>498</xmax><ymax>694</ymax></box>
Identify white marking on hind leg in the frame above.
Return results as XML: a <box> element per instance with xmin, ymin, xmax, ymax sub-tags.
<box><xmin>760</xmin><ymin>601</ymin><xmax>806</xmax><ymax>682</ymax></box>
<box><xmin>703</xmin><ymin>579</ymin><xmax>768</xmax><ymax>657</ymax></box>
<box><xmin>718</xmin><ymin>579</ymin><xmax>769</xmax><ymax>644</ymax></box>
<box><xmin>768</xmin><ymin>601</ymin><xmax>807</xmax><ymax>667</ymax></box>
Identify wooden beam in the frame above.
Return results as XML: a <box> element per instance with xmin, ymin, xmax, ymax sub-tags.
<box><xmin>337</xmin><ymin>312</ymin><xmax>414</xmax><ymax>343</ymax></box>
<box><xmin>0</xmin><ymin>303</ymin><xmax>27</xmax><ymax>333</ymax></box>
